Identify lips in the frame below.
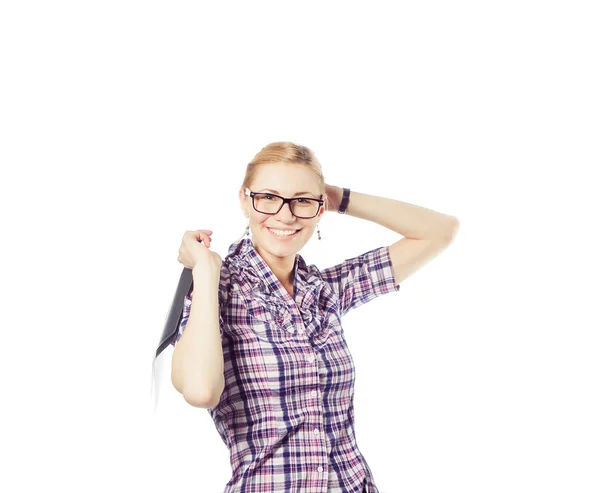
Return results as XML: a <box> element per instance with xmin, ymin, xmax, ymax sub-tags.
<box><xmin>267</xmin><ymin>227</ymin><xmax>300</xmax><ymax>238</ymax></box>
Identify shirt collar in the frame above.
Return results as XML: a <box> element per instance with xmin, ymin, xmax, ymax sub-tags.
<box><xmin>225</xmin><ymin>236</ymin><xmax>323</xmax><ymax>305</ymax></box>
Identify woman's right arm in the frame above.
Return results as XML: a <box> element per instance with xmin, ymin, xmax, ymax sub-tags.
<box><xmin>171</xmin><ymin>267</ymin><xmax>224</xmax><ymax>409</ymax></box>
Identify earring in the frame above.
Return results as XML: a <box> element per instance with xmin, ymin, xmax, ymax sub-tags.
<box><xmin>317</xmin><ymin>223</ymin><xmax>321</xmax><ymax>241</ymax></box>
<box><xmin>244</xmin><ymin>221</ymin><xmax>250</xmax><ymax>238</ymax></box>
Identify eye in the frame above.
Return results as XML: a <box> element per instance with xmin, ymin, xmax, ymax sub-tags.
<box><xmin>296</xmin><ymin>198</ymin><xmax>310</xmax><ymax>204</ymax></box>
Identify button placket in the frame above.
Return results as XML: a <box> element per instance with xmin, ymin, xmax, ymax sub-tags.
<box><xmin>305</xmin><ymin>349</ymin><xmax>326</xmax><ymax>477</ymax></box>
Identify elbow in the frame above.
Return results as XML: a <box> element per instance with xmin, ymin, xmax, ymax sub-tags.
<box><xmin>439</xmin><ymin>217</ymin><xmax>460</xmax><ymax>242</ymax></box>
<box><xmin>170</xmin><ymin>371</ymin><xmax>211</xmax><ymax>407</ymax></box>
<box><xmin>182</xmin><ymin>377</ymin><xmax>225</xmax><ymax>409</ymax></box>
<box><xmin>183</xmin><ymin>387</ymin><xmax>222</xmax><ymax>409</ymax></box>
<box><xmin>449</xmin><ymin>219</ymin><xmax>460</xmax><ymax>243</ymax></box>
<box><xmin>448</xmin><ymin>217</ymin><xmax>460</xmax><ymax>236</ymax></box>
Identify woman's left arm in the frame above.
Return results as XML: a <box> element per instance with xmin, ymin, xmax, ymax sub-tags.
<box><xmin>324</xmin><ymin>184</ymin><xmax>459</xmax><ymax>284</ymax></box>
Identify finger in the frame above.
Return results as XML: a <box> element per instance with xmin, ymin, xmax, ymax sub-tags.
<box><xmin>194</xmin><ymin>231</ymin><xmax>206</xmax><ymax>243</ymax></box>
<box><xmin>200</xmin><ymin>231</ymin><xmax>213</xmax><ymax>241</ymax></box>
<box><xmin>201</xmin><ymin>232</ymin><xmax>212</xmax><ymax>246</ymax></box>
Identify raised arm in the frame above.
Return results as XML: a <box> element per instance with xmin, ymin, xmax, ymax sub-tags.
<box><xmin>325</xmin><ymin>184</ymin><xmax>459</xmax><ymax>285</ymax></box>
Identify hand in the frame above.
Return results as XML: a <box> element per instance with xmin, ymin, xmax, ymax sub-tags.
<box><xmin>324</xmin><ymin>184</ymin><xmax>342</xmax><ymax>212</ymax></box>
<box><xmin>177</xmin><ymin>229</ymin><xmax>222</xmax><ymax>275</ymax></box>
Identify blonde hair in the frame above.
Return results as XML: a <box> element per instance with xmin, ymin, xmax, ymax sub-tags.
<box><xmin>238</xmin><ymin>142</ymin><xmax>329</xmax><ymax>239</ymax></box>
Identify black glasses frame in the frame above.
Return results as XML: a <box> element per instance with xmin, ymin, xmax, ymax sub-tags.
<box><xmin>244</xmin><ymin>187</ymin><xmax>324</xmax><ymax>219</ymax></box>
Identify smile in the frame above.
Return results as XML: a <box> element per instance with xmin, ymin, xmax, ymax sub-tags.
<box><xmin>267</xmin><ymin>227</ymin><xmax>301</xmax><ymax>239</ymax></box>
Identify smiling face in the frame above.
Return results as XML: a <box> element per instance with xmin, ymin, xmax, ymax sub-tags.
<box><xmin>239</xmin><ymin>162</ymin><xmax>326</xmax><ymax>264</ymax></box>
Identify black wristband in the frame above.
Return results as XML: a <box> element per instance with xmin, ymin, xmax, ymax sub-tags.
<box><xmin>337</xmin><ymin>187</ymin><xmax>351</xmax><ymax>214</ymax></box>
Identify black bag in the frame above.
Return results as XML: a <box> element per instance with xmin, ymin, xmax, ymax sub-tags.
<box><xmin>155</xmin><ymin>267</ymin><xmax>194</xmax><ymax>357</ymax></box>
<box><xmin>150</xmin><ymin>267</ymin><xmax>194</xmax><ymax>411</ymax></box>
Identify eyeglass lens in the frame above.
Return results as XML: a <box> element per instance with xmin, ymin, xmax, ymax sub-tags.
<box><xmin>254</xmin><ymin>193</ymin><xmax>319</xmax><ymax>218</ymax></box>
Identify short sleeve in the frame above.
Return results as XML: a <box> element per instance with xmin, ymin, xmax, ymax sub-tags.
<box><xmin>170</xmin><ymin>291</ymin><xmax>224</xmax><ymax>347</ymax></box>
<box><xmin>320</xmin><ymin>244</ymin><xmax>400</xmax><ymax>317</ymax></box>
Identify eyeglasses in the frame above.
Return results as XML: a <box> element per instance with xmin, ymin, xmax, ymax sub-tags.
<box><xmin>245</xmin><ymin>188</ymin><xmax>324</xmax><ymax>219</ymax></box>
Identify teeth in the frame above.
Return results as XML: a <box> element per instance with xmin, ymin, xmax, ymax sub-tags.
<box><xmin>269</xmin><ymin>228</ymin><xmax>297</xmax><ymax>237</ymax></box>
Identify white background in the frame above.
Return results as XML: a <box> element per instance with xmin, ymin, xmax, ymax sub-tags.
<box><xmin>1</xmin><ymin>1</ymin><xmax>598</xmax><ymax>492</ymax></box>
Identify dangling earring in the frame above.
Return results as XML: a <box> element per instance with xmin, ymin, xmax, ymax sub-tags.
<box><xmin>244</xmin><ymin>221</ymin><xmax>250</xmax><ymax>238</ymax></box>
<box><xmin>317</xmin><ymin>223</ymin><xmax>322</xmax><ymax>241</ymax></box>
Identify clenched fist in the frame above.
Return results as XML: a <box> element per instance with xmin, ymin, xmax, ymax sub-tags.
<box><xmin>177</xmin><ymin>230</ymin><xmax>222</xmax><ymax>277</ymax></box>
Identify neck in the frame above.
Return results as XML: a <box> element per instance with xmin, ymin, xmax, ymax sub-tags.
<box><xmin>252</xmin><ymin>238</ymin><xmax>296</xmax><ymax>286</ymax></box>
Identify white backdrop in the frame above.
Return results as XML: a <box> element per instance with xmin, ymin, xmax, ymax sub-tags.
<box><xmin>1</xmin><ymin>1</ymin><xmax>598</xmax><ymax>492</ymax></box>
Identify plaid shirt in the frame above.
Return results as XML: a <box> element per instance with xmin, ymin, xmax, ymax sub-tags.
<box><xmin>172</xmin><ymin>237</ymin><xmax>400</xmax><ymax>492</ymax></box>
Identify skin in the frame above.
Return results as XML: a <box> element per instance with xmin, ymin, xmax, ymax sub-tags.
<box><xmin>238</xmin><ymin>162</ymin><xmax>327</xmax><ymax>293</ymax></box>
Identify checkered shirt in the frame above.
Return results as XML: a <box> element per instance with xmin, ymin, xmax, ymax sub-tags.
<box><xmin>172</xmin><ymin>237</ymin><xmax>400</xmax><ymax>492</ymax></box>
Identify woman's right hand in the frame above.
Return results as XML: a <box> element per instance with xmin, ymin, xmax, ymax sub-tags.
<box><xmin>177</xmin><ymin>229</ymin><xmax>222</xmax><ymax>275</ymax></box>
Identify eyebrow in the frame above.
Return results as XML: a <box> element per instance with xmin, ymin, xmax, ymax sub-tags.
<box><xmin>258</xmin><ymin>188</ymin><xmax>317</xmax><ymax>197</ymax></box>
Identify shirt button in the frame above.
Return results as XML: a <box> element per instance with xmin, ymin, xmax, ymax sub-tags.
<box><xmin>317</xmin><ymin>466</ymin><xmax>324</xmax><ymax>473</ymax></box>
<box><xmin>313</xmin><ymin>428</ymin><xmax>320</xmax><ymax>435</ymax></box>
<box><xmin>306</xmin><ymin>355</ymin><xmax>315</xmax><ymax>363</ymax></box>
<box><xmin>311</xmin><ymin>390</ymin><xmax>317</xmax><ymax>397</ymax></box>
<box><xmin>298</xmin><ymin>327</ymin><xmax>305</xmax><ymax>333</ymax></box>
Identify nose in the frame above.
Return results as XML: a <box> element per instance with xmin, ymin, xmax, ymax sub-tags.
<box><xmin>275</xmin><ymin>201</ymin><xmax>295</xmax><ymax>221</ymax></box>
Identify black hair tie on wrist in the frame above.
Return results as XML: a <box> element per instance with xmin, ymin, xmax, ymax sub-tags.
<box><xmin>337</xmin><ymin>187</ymin><xmax>350</xmax><ymax>214</ymax></box>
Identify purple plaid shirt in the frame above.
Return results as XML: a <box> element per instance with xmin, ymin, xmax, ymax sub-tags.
<box><xmin>172</xmin><ymin>237</ymin><xmax>400</xmax><ymax>492</ymax></box>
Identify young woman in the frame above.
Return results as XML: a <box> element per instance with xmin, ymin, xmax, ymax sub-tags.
<box><xmin>171</xmin><ymin>142</ymin><xmax>459</xmax><ymax>493</ymax></box>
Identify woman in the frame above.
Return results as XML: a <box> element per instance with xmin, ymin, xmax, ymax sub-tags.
<box><xmin>171</xmin><ymin>142</ymin><xmax>459</xmax><ymax>493</ymax></box>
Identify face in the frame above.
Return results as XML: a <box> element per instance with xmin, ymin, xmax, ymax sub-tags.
<box><xmin>239</xmin><ymin>163</ymin><xmax>326</xmax><ymax>261</ymax></box>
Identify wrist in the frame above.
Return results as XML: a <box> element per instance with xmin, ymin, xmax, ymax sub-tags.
<box><xmin>192</xmin><ymin>266</ymin><xmax>220</xmax><ymax>285</ymax></box>
<box><xmin>337</xmin><ymin>187</ymin><xmax>351</xmax><ymax>214</ymax></box>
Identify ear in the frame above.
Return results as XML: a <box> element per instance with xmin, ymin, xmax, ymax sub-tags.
<box><xmin>319</xmin><ymin>197</ymin><xmax>327</xmax><ymax>218</ymax></box>
<box><xmin>239</xmin><ymin>188</ymin><xmax>249</xmax><ymax>218</ymax></box>
<box><xmin>315</xmin><ymin>208</ymin><xmax>325</xmax><ymax>222</ymax></box>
